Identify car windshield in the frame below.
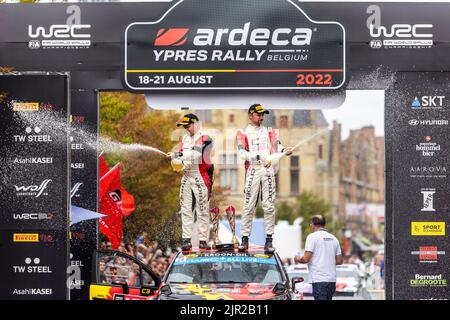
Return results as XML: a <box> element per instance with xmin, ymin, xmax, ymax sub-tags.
<box><xmin>336</xmin><ymin>270</ymin><xmax>359</xmax><ymax>279</ymax></box>
<box><xmin>166</xmin><ymin>252</ymin><xmax>282</xmax><ymax>284</ymax></box>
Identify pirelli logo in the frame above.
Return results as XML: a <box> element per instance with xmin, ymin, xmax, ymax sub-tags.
<box><xmin>411</xmin><ymin>222</ymin><xmax>445</xmax><ymax>236</ymax></box>
<box><xmin>13</xmin><ymin>233</ymin><xmax>39</xmax><ymax>242</ymax></box>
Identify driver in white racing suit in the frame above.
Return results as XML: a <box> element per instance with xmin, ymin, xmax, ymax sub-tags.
<box><xmin>236</xmin><ymin>104</ymin><xmax>293</xmax><ymax>253</ymax></box>
<box><xmin>168</xmin><ymin>113</ymin><xmax>214</xmax><ymax>251</ymax></box>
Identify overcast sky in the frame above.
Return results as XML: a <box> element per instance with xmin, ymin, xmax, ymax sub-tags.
<box><xmin>323</xmin><ymin>90</ymin><xmax>385</xmax><ymax>140</ymax></box>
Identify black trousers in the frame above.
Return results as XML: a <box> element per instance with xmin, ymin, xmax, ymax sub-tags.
<box><xmin>312</xmin><ymin>282</ymin><xmax>336</xmax><ymax>300</ymax></box>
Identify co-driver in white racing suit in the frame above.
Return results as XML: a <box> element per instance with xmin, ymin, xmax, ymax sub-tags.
<box><xmin>236</xmin><ymin>104</ymin><xmax>293</xmax><ymax>253</ymax></box>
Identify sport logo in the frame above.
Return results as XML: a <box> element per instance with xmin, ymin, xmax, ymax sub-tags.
<box><xmin>15</xmin><ymin>179</ymin><xmax>51</xmax><ymax>198</ymax></box>
<box><xmin>411</xmin><ymin>222</ymin><xmax>445</xmax><ymax>236</ymax></box>
<box><xmin>155</xmin><ymin>28</ymin><xmax>189</xmax><ymax>46</ymax></box>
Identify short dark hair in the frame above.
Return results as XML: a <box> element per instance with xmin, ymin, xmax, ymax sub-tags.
<box><xmin>311</xmin><ymin>215</ymin><xmax>326</xmax><ymax>227</ymax></box>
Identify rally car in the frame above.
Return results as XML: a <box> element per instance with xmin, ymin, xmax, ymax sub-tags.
<box><xmin>89</xmin><ymin>244</ymin><xmax>304</xmax><ymax>300</ymax></box>
<box><xmin>157</xmin><ymin>244</ymin><xmax>303</xmax><ymax>300</ymax></box>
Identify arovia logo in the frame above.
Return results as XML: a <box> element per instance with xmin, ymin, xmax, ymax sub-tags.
<box><xmin>13</xmin><ymin>257</ymin><xmax>52</xmax><ymax>274</ymax></box>
<box><xmin>412</xmin><ymin>96</ymin><xmax>445</xmax><ymax>109</ymax></box>
<box><xmin>410</xmin><ymin>166</ymin><xmax>447</xmax><ymax>178</ymax></box>
<box><xmin>367</xmin><ymin>5</ymin><xmax>433</xmax><ymax>48</ymax></box>
<box><xmin>155</xmin><ymin>22</ymin><xmax>313</xmax><ymax>47</ymax></box>
<box><xmin>71</xmin><ymin>182</ymin><xmax>83</xmax><ymax>198</ymax></box>
<box><xmin>15</xmin><ymin>179</ymin><xmax>51</xmax><ymax>198</ymax></box>
<box><xmin>421</xmin><ymin>188</ymin><xmax>435</xmax><ymax>211</ymax></box>
<box><xmin>28</xmin><ymin>5</ymin><xmax>91</xmax><ymax>49</ymax></box>
<box><xmin>13</xmin><ymin>126</ymin><xmax>52</xmax><ymax>143</ymax></box>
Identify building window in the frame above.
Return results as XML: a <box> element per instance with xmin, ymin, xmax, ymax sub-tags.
<box><xmin>195</xmin><ymin>110</ymin><xmax>212</xmax><ymax>123</ymax></box>
<box><xmin>219</xmin><ymin>153</ymin><xmax>238</xmax><ymax>192</ymax></box>
<box><xmin>290</xmin><ymin>156</ymin><xmax>300</xmax><ymax>194</ymax></box>
<box><xmin>280</xmin><ymin>115</ymin><xmax>289</xmax><ymax>128</ymax></box>
<box><xmin>293</xmin><ymin>110</ymin><xmax>312</xmax><ymax>127</ymax></box>
<box><xmin>319</xmin><ymin>144</ymin><xmax>323</xmax><ymax>159</ymax></box>
<box><xmin>229</xmin><ymin>114</ymin><xmax>235</xmax><ymax>123</ymax></box>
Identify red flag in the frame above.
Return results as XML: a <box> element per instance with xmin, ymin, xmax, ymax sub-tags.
<box><xmin>99</xmin><ymin>151</ymin><xmax>110</xmax><ymax>179</ymax></box>
<box><xmin>121</xmin><ymin>188</ymin><xmax>135</xmax><ymax>217</ymax></box>
<box><xmin>99</xmin><ymin>154</ymin><xmax>135</xmax><ymax>217</ymax></box>
<box><xmin>99</xmin><ymin>164</ymin><xmax>123</xmax><ymax>249</ymax></box>
<box><xmin>99</xmin><ymin>193</ymin><xmax>123</xmax><ymax>250</ymax></box>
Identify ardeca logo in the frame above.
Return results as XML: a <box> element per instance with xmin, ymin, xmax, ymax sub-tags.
<box><xmin>155</xmin><ymin>28</ymin><xmax>189</xmax><ymax>46</ymax></box>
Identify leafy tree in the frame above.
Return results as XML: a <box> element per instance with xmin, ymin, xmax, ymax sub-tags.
<box><xmin>100</xmin><ymin>92</ymin><xmax>182</xmax><ymax>246</ymax></box>
<box><xmin>100</xmin><ymin>92</ymin><xmax>228</xmax><ymax>248</ymax></box>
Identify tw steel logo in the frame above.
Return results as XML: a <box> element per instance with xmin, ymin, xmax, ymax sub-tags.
<box><xmin>154</xmin><ymin>23</ymin><xmax>313</xmax><ymax>47</ymax></box>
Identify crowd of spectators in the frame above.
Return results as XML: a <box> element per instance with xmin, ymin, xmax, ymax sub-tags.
<box><xmin>100</xmin><ymin>231</ymin><xmax>177</xmax><ymax>279</ymax></box>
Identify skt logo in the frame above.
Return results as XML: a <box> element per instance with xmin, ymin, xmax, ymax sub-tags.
<box><xmin>412</xmin><ymin>96</ymin><xmax>445</xmax><ymax>108</ymax></box>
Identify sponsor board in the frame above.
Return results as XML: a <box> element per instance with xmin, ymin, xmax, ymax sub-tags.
<box><xmin>125</xmin><ymin>0</ymin><xmax>346</xmax><ymax>91</ymax></box>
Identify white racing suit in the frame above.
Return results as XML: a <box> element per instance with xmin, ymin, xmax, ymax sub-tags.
<box><xmin>176</xmin><ymin>130</ymin><xmax>214</xmax><ymax>242</ymax></box>
<box><xmin>236</xmin><ymin>124</ymin><xmax>284</xmax><ymax>237</ymax></box>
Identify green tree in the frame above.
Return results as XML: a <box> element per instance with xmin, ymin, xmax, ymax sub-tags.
<box><xmin>100</xmin><ymin>92</ymin><xmax>182</xmax><ymax>247</ymax></box>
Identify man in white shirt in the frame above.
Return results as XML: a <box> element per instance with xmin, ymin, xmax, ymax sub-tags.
<box><xmin>294</xmin><ymin>215</ymin><xmax>343</xmax><ymax>300</ymax></box>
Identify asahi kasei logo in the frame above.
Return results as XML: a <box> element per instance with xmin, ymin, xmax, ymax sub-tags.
<box><xmin>28</xmin><ymin>5</ymin><xmax>91</xmax><ymax>49</ymax></box>
<box><xmin>367</xmin><ymin>5</ymin><xmax>433</xmax><ymax>49</ymax></box>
